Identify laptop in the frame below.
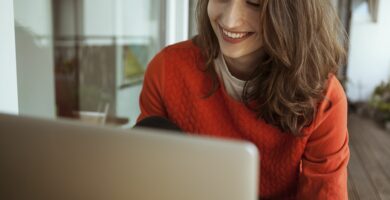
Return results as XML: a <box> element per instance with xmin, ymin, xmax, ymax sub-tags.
<box><xmin>0</xmin><ymin>113</ymin><xmax>259</xmax><ymax>200</ymax></box>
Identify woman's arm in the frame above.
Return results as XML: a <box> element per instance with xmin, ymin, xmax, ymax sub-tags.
<box><xmin>137</xmin><ymin>51</ymin><xmax>168</xmax><ymax>123</ymax></box>
<box><xmin>297</xmin><ymin>76</ymin><xmax>350</xmax><ymax>199</ymax></box>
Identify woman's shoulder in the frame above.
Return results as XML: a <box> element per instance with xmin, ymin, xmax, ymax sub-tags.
<box><xmin>149</xmin><ymin>39</ymin><xmax>204</xmax><ymax>74</ymax></box>
<box><xmin>161</xmin><ymin>39</ymin><xmax>202</xmax><ymax>58</ymax></box>
<box><xmin>311</xmin><ymin>74</ymin><xmax>347</xmax><ymax>126</ymax></box>
<box><xmin>323</xmin><ymin>74</ymin><xmax>347</xmax><ymax>105</ymax></box>
<box><xmin>312</xmin><ymin>74</ymin><xmax>347</xmax><ymax>118</ymax></box>
<box><xmin>302</xmin><ymin>74</ymin><xmax>348</xmax><ymax>136</ymax></box>
<box><xmin>145</xmin><ymin>39</ymin><xmax>205</xmax><ymax>81</ymax></box>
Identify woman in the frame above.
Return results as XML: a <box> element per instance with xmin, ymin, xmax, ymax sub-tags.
<box><xmin>137</xmin><ymin>0</ymin><xmax>350</xmax><ymax>199</ymax></box>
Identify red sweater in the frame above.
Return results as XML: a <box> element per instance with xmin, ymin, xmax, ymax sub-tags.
<box><xmin>137</xmin><ymin>40</ymin><xmax>349</xmax><ymax>199</ymax></box>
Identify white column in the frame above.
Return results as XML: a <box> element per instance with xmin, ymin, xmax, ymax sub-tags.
<box><xmin>0</xmin><ymin>0</ymin><xmax>19</xmax><ymax>114</ymax></box>
<box><xmin>14</xmin><ymin>0</ymin><xmax>56</xmax><ymax>118</ymax></box>
<box><xmin>166</xmin><ymin>0</ymin><xmax>190</xmax><ymax>45</ymax></box>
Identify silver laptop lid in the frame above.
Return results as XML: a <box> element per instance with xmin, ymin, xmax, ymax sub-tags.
<box><xmin>0</xmin><ymin>113</ymin><xmax>259</xmax><ymax>200</ymax></box>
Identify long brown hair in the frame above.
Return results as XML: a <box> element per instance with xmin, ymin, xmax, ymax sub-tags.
<box><xmin>194</xmin><ymin>0</ymin><xmax>347</xmax><ymax>136</ymax></box>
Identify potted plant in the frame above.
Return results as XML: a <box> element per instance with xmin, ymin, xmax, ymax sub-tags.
<box><xmin>369</xmin><ymin>81</ymin><xmax>390</xmax><ymax>130</ymax></box>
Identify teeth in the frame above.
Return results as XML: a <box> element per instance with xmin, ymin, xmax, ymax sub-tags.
<box><xmin>222</xmin><ymin>28</ymin><xmax>248</xmax><ymax>39</ymax></box>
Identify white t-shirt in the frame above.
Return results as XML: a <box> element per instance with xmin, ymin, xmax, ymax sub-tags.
<box><xmin>214</xmin><ymin>53</ymin><xmax>253</xmax><ymax>101</ymax></box>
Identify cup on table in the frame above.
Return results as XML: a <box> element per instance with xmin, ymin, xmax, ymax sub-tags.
<box><xmin>77</xmin><ymin>111</ymin><xmax>107</xmax><ymax>125</ymax></box>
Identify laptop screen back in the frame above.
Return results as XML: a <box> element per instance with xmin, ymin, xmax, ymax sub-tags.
<box><xmin>0</xmin><ymin>113</ymin><xmax>259</xmax><ymax>200</ymax></box>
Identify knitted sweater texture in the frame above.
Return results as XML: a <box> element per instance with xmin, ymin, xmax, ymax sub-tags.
<box><xmin>137</xmin><ymin>40</ymin><xmax>349</xmax><ymax>199</ymax></box>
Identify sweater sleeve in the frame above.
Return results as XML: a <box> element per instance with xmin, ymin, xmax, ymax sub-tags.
<box><xmin>297</xmin><ymin>75</ymin><xmax>350</xmax><ymax>199</ymax></box>
<box><xmin>137</xmin><ymin>51</ymin><xmax>168</xmax><ymax>123</ymax></box>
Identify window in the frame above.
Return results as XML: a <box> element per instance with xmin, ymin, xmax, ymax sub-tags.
<box><xmin>9</xmin><ymin>0</ymin><xmax>194</xmax><ymax>127</ymax></box>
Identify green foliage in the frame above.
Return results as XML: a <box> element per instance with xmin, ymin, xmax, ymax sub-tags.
<box><xmin>370</xmin><ymin>81</ymin><xmax>390</xmax><ymax>121</ymax></box>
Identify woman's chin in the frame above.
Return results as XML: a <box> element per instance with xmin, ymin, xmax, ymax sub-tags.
<box><xmin>220</xmin><ymin>49</ymin><xmax>246</xmax><ymax>59</ymax></box>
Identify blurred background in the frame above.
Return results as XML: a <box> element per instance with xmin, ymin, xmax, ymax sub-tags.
<box><xmin>1</xmin><ymin>0</ymin><xmax>390</xmax><ymax>199</ymax></box>
<box><xmin>1</xmin><ymin>0</ymin><xmax>387</xmax><ymax>127</ymax></box>
<box><xmin>3</xmin><ymin>0</ymin><xmax>199</xmax><ymax>127</ymax></box>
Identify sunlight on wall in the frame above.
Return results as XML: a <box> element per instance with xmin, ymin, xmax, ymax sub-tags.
<box><xmin>0</xmin><ymin>0</ymin><xmax>18</xmax><ymax>114</ymax></box>
<box><xmin>347</xmin><ymin>0</ymin><xmax>390</xmax><ymax>102</ymax></box>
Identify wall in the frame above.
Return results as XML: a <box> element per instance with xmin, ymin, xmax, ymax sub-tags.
<box><xmin>166</xmin><ymin>0</ymin><xmax>190</xmax><ymax>45</ymax></box>
<box><xmin>0</xmin><ymin>0</ymin><xmax>18</xmax><ymax>114</ymax></box>
<box><xmin>347</xmin><ymin>0</ymin><xmax>390</xmax><ymax>102</ymax></box>
<box><xmin>13</xmin><ymin>0</ymin><xmax>52</xmax><ymax>36</ymax></box>
<box><xmin>83</xmin><ymin>0</ymin><xmax>115</xmax><ymax>37</ymax></box>
<box><xmin>14</xmin><ymin>0</ymin><xmax>56</xmax><ymax>118</ymax></box>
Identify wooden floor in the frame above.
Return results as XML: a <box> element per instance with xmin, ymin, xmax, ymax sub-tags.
<box><xmin>347</xmin><ymin>114</ymin><xmax>390</xmax><ymax>200</ymax></box>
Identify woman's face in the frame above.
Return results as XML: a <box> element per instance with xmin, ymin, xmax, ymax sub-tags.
<box><xmin>208</xmin><ymin>0</ymin><xmax>263</xmax><ymax>60</ymax></box>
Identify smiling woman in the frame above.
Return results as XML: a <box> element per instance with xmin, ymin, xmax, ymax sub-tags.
<box><xmin>137</xmin><ymin>0</ymin><xmax>349</xmax><ymax>199</ymax></box>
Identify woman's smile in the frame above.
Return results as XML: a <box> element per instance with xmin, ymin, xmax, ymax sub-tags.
<box><xmin>219</xmin><ymin>25</ymin><xmax>254</xmax><ymax>44</ymax></box>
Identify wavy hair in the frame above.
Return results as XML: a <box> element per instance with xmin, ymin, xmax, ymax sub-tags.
<box><xmin>194</xmin><ymin>0</ymin><xmax>347</xmax><ymax>136</ymax></box>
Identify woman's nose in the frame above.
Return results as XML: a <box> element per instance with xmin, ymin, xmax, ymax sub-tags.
<box><xmin>220</xmin><ymin>2</ymin><xmax>245</xmax><ymax>29</ymax></box>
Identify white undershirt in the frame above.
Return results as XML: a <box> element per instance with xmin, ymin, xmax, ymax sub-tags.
<box><xmin>214</xmin><ymin>53</ymin><xmax>252</xmax><ymax>101</ymax></box>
